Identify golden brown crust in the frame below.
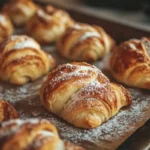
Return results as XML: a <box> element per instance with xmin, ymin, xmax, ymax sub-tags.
<box><xmin>0</xmin><ymin>119</ymin><xmax>84</xmax><ymax>150</ymax></box>
<box><xmin>40</xmin><ymin>62</ymin><xmax>132</xmax><ymax>129</ymax></box>
<box><xmin>3</xmin><ymin>0</ymin><xmax>38</xmax><ymax>27</ymax></box>
<box><xmin>57</xmin><ymin>23</ymin><xmax>115</xmax><ymax>62</ymax></box>
<box><xmin>0</xmin><ymin>100</ymin><xmax>18</xmax><ymax>122</ymax></box>
<box><xmin>26</xmin><ymin>5</ymin><xmax>75</xmax><ymax>44</ymax></box>
<box><xmin>0</xmin><ymin>35</ymin><xmax>56</xmax><ymax>85</ymax></box>
<box><xmin>0</xmin><ymin>13</ymin><xmax>14</xmax><ymax>44</ymax></box>
<box><xmin>0</xmin><ymin>119</ymin><xmax>60</xmax><ymax>150</ymax></box>
<box><xmin>110</xmin><ymin>37</ymin><xmax>150</xmax><ymax>89</ymax></box>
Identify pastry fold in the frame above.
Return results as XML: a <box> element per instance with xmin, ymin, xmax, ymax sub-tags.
<box><xmin>57</xmin><ymin>23</ymin><xmax>115</xmax><ymax>62</ymax></box>
<box><xmin>26</xmin><ymin>5</ymin><xmax>74</xmax><ymax>44</ymax></box>
<box><xmin>40</xmin><ymin>62</ymin><xmax>132</xmax><ymax>129</ymax></box>
<box><xmin>0</xmin><ymin>13</ymin><xmax>13</xmax><ymax>44</ymax></box>
<box><xmin>110</xmin><ymin>38</ymin><xmax>150</xmax><ymax>89</ymax></box>
<box><xmin>0</xmin><ymin>100</ymin><xmax>18</xmax><ymax>121</ymax></box>
<box><xmin>0</xmin><ymin>35</ymin><xmax>56</xmax><ymax>85</ymax></box>
<box><xmin>3</xmin><ymin>0</ymin><xmax>38</xmax><ymax>26</ymax></box>
<box><xmin>0</xmin><ymin>119</ymin><xmax>84</xmax><ymax>150</ymax></box>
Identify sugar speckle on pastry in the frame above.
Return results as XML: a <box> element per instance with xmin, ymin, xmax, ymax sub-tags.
<box><xmin>26</xmin><ymin>5</ymin><xmax>74</xmax><ymax>44</ymax></box>
<box><xmin>40</xmin><ymin>62</ymin><xmax>132</xmax><ymax>128</ymax></box>
<box><xmin>57</xmin><ymin>23</ymin><xmax>115</xmax><ymax>62</ymax></box>
<box><xmin>0</xmin><ymin>35</ymin><xmax>56</xmax><ymax>85</ymax></box>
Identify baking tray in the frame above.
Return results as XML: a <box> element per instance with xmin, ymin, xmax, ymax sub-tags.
<box><xmin>0</xmin><ymin>1</ymin><xmax>150</xmax><ymax>150</ymax></box>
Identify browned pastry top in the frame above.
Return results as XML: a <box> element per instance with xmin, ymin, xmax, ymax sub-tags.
<box><xmin>40</xmin><ymin>62</ymin><xmax>132</xmax><ymax>128</ymax></box>
<box><xmin>42</xmin><ymin>62</ymin><xmax>110</xmax><ymax>108</ymax></box>
<box><xmin>0</xmin><ymin>119</ymin><xmax>85</xmax><ymax>150</ymax></box>
<box><xmin>0</xmin><ymin>35</ymin><xmax>55</xmax><ymax>85</ymax></box>
<box><xmin>111</xmin><ymin>38</ymin><xmax>150</xmax><ymax>74</ymax></box>
<box><xmin>0</xmin><ymin>119</ymin><xmax>60</xmax><ymax>150</ymax></box>
<box><xmin>110</xmin><ymin>37</ymin><xmax>150</xmax><ymax>89</ymax></box>
<box><xmin>26</xmin><ymin>5</ymin><xmax>74</xmax><ymax>44</ymax></box>
<box><xmin>57</xmin><ymin>23</ymin><xmax>115</xmax><ymax>62</ymax></box>
<box><xmin>3</xmin><ymin>0</ymin><xmax>38</xmax><ymax>26</ymax></box>
<box><xmin>3</xmin><ymin>0</ymin><xmax>38</xmax><ymax>14</ymax></box>
<box><xmin>0</xmin><ymin>13</ymin><xmax>14</xmax><ymax>44</ymax></box>
<box><xmin>36</xmin><ymin>5</ymin><xmax>73</xmax><ymax>25</ymax></box>
<box><xmin>0</xmin><ymin>100</ymin><xmax>18</xmax><ymax>122</ymax></box>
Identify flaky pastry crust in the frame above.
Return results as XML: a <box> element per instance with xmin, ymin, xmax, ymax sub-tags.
<box><xmin>26</xmin><ymin>5</ymin><xmax>75</xmax><ymax>44</ymax></box>
<box><xmin>0</xmin><ymin>35</ymin><xmax>56</xmax><ymax>85</ymax></box>
<box><xmin>0</xmin><ymin>100</ymin><xmax>18</xmax><ymax>121</ymax></box>
<box><xmin>0</xmin><ymin>13</ymin><xmax>14</xmax><ymax>44</ymax></box>
<box><xmin>0</xmin><ymin>119</ymin><xmax>84</xmax><ymax>150</ymax></box>
<box><xmin>110</xmin><ymin>38</ymin><xmax>150</xmax><ymax>89</ymax></box>
<box><xmin>57</xmin><ymin>23</ymin><xmax>115</xmax><ymax>62</ymax></box>
<box><xmin>40</xmin><ymin>62</ymin><xmax>132</xmax><ymax>129</ymax></box>
<box><xmin>3</xmin><ymin>0</ymin><xmax>38</xmax><ymax>26</ymax></box>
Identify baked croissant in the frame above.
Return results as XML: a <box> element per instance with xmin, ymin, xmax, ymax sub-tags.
<box><xmin>40</xmin><ymin>62</ymin><xmax>132</xmax><ymax>129</ymax></box>
<box><xmin>26</xmin><ymin>5</ymin><xmax>74</xmax><ymax>44</ymax></box>
<box><xmin>0</xmin><ymin>35</ymin><xmax>56</xmax><ymax>85</ymax></box>
<box><xmin>0</xmin><ymin>119</ymin><xmax>84</xmax><ymax>150</ymax></box>
<box><xmin>57</xmin><ymin>23</ymin><xmax>115</xmax><ymax>62</ymax></box>
<box><xmin>0</xmin><ymin>100</ymin><xmax>18</xmax><ymax>121</ymax></box>
<box><xmin>0</xmin><ymin>13</ymin><xmax>14</xmax><ymax>44</ymax></box>
<box><xmin>110</xmin><ymin>38</ymin><xmax>150</xmax><ymax>89</ymax></box>
<box><xmin>3</xmin><ymin>0</ymin><xmax>38</xmax><ymax>27</ymax></box>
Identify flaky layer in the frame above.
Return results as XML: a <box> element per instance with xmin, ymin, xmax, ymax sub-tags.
<box><xmin>110</xmin><ymin>37</ymin><xmax>150</xmax><ymax>89</ymax></box>
<box><xmin>40</xmin><ymin>62</ymin><xmax>132</xmax><ymax>129</ymax></box>
<box><xmin>0</xmin><ymin>35</ymin><xmax>56</xmax><ymax>85</ymax></box>
<box><xmin>26</xmin><ymin>5</ymin><xmax>74</xmax><ymax>44</ymax></box>
<box><xmin>0</xmin><ymin>119</ymin><xmax>84</xmax><ymax>150</ymax></box>
<box><xmin>57</xmin><ymin>23</ymin><xmax>115</xmax><ymax>62</ymax></box>
<box><xmin>0</xmin><ymin>13</ymin><xmax>14</xmax><ymax>44</ymax></box>
<box><xmin>0</xmin><ymin>119</ymin><xmax>62</xmax><ymax>150</ymax></box>
<box><xmin>0</xmin><ymin>100</ymin><xmax>18</xmax><ymax>121</ymax></box>
<box><xmin>3</xmin><ymin>0</ymin><xmax>38</xmax><ymax>26</ymax></box>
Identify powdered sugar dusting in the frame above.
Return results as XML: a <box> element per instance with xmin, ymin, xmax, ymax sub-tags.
<box><xmin>0</xmin><ymin>119</ymin><xmax>48</xmax><ymax>139</ymax></box>
<box><xmin>1</xmin><ymin>81</ymin><xmax>148</xmax><ymax>150</ymax></box>
<box><xmin>37</xmin><ymin>9</ymin><xmax>52</xmax><ymax>21</ymax></box>
<box><xmin>46</xmin><ymin>63</ymin><xmax>100</xmax><ymax>90</ymax></box>
<box><xmin>72</xmin><ymin>24</ymin><xmax>83</xmax><ymax>30</ymax></box>
<box><xmin>66</xmin><ymin>81</ymin><xmax>109</xmax><ymax>111</ymax></box>
<box><xmin>0</xmin><ymin>14</ymin><xmax>7</xmax><ymax>26</ymax></box>
<box><xmin>12</xmin><ymin>36</ymin><xmax>40</xmax><ymax>50</ymax></box>
<box><xmin>0</xmin><ymin>118</ymin><xmax>57</xmax><ymax>149</ymax></box>
<box><xmin>142</xmin><ymin>37</ymin><xmax>150</xmax><ymax>56</ymax></box>
<box><xmin>0</xmin><ymin>45</ymin><xmax>149</xmax><ymax>149</ymax></box>
<box><xmin>32</xmin><ymin>88</ymin><xmax>149</xmax><ymax>150</ymax></box>
<box><xmin>80</xmin><ymin>32</ymin><xmax>101</xmax><ymax>41</ymax></box>
<box><xmin>38</xmin><ymin>130</ymin><xmax>55</xmax><ymax>137</ymax></box>
<box><xmin>1</xmin><ymin>118</ymin><xmax>41</xmax><ymax>127</ymax></box>
<box><xmin>17</xmin><ymin>3</ymin><xmax>32</xmax><ymax>16</ymax></box>
<box><xmin>0</xmin><ymin>76</ymin><xmax>46</xmax><ymax>102</ymax></box>
<box><xmin>128</xmin><ymin>43</ymin><xmax>137</xmax><ymax>50</ymax></box>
